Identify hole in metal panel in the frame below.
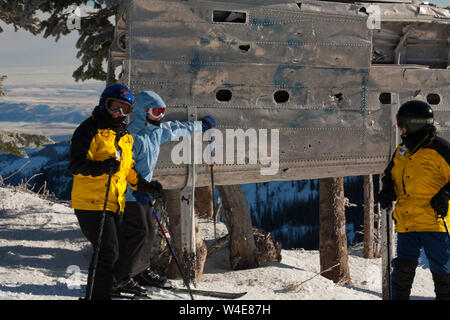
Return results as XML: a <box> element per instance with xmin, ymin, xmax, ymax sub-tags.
<box><xmin>239</xmin><ymin>44</ymin><xmax>250</xmax><ymax>52</ymax></box>
<box><xmin>379</xmin><ymin>92</ymin><xmax>391</xmax><ymax>104</ymax></box>
<box><xmin>213</xmin><ymin>10</ymin><xmax>246</xmax><ymax>23</ymax></box>
<box><xmin>216</xmin><ymin>89</ymin><xmax>232</xmax><ymax>102</ymax></box>
<box><xmin>274</xmin><ymin>90</ymin><xmax>289</xmax><ymax>104</ymax></box>
<box><xmin>427</xmin><ymin>93</ymin><xmax>440</xmax><ymax>105</ymax></box>
<box><xmin>333</xmin><ymin>92</ymin><xmax>344</xmax><ymax>102</ymax></box>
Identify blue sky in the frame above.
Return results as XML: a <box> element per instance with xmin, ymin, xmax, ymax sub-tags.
<box><xmin>0</xmin><ymin>25</ymin><xmax>80</xmax><ymax>69</ymax></box>
<box><xmin>432</xmin><ymin>0</ymin><xmax>450</xmax><ymax>6</ymax></box>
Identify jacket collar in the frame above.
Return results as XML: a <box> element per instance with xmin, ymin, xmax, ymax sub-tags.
<box><xmin>92</xmin><ymin>106</ymin><xmax>128</xmax><ymax>139</ymax></box>
<box><xmin>401</xmin><ymin>126</ymin><xmax>436</xmax><ymax>155</ymax></box>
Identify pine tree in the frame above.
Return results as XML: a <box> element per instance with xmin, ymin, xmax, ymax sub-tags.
<box><xmin>0</xmin><ymin>130</ymin><xmax>54</xmax><ymax>157</ymax></box>
<box><xmin>0</xmin><ymin>74</ymin><xmax>53</xmax><ymax>156</ymax></box>
<box><xmin>0</xmin><ymin>0</ymin><xmax>121</xmax><ymax>82</ymax></box>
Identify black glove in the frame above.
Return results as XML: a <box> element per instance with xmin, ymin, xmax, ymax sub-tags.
<box><xmin>379</xmin><ymin>187</ymin><xmax>396</xmax><ymax>210</ymax></box>
<box><xmin>430</xmin><ymin>185</ymin><xmax>449</xmax><ymax>218</ymax></box>
<box><xmin>100</xmin><ymin>157</ymin><xmax>120</xmax><ymax>175</ymax></box>
<box><xmin>137</xmin><ymin>177</ymin><xmax>163</xmax><ymax>197</ymax></box>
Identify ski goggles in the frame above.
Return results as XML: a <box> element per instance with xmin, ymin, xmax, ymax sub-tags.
<box><xmin>105</xmin><ymin>97</ymin><xmax>133</xmax><ymax>116</ymax></box>
<box><xmin>146</xmin><ymin>107</ymin><xmax>166</xmax><ymax>121</ymax></box>
<box><xmin>397</xmin><ymin>117</ymin><xmax>433</xmax><ymax>128</ymax></box>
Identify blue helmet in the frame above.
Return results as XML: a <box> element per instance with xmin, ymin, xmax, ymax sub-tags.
<box><xmin>99</xmin><ymin>84</ymin><xmax>133</xmax><ymax>111</ymax></box>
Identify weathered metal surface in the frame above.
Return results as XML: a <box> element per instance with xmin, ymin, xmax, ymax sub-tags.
<box><xmin>111</xmin><ymin>0</ymin><xmax>450</xmax><ymax>189</ymax></box>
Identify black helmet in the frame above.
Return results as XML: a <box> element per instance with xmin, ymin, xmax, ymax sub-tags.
<box><xmin>396</xmin><ymin>100</ymin><xmax>434</xmax><ymax>134</ymax></box>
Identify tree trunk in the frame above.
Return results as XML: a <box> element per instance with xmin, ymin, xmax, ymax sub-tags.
<box><xmin>195</xmin><ymin>186</ymin><xmax>214</xmax><ymax>219</ymax></box>
<box><xmin>165</xmin><ymin>189</ymin><xmax>207</xmax><ymax>284</ymax></box>
<box><xmin>319</xmin><ymin>177</ymin><xmax>352</xmax><ymax>285</ymax></box>
<box><xmin>363</xmin><ymin>175</ymin><xmax>375</xmax><ymax>259</ymax></box>
<box><xmin>216</xmin><ymin>185</ymin><xmax>258</xmax><ymax>270</ymax></box>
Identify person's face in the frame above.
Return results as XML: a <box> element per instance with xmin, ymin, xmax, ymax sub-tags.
<box><xmin>400</xmin><ymin>127</ymin><xmax>407</xmax><ymax>135</ymax></box>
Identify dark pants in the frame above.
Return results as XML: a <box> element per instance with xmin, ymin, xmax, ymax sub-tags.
<box><xmin>114</xmin><ymin>201</ymin><xmax>155</xmax><ymax>281</ymax></box>
<box><xmin>75</xmin><ymin>210</ymin><xmax>122</xmax><ymax>300</ymax></box>
<box><xmin>392</xmin><ymin>232</ymin><xmax>450</xmax><ymax>300</ymax></box>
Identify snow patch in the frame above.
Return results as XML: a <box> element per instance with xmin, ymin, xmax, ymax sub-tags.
<box><xmin>0</xmin><ymin>186</ymin><xmax>436</xmax><ymax>300</ymax></box>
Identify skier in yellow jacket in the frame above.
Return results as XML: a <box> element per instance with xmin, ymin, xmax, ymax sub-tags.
<box><xmin>379</xmin><ymin>100</ymin><xmax>450</xmax><ymax>300</ymax></box>
<box><xmin>69</xmin><ymin>84</ymin><xmax>160</xmax><ymax>300</ymax></box>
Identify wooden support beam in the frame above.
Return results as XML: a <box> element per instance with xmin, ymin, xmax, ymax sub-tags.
<box><xmin>217</xmin><ymin>184</ymin><xmax>258</xmax><ymax>270</ymax></box>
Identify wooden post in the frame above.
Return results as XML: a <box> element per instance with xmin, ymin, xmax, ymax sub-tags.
<box><xmin>217</xmin><ymin>185</ymin><xmax>258</xmax><ymax>270</ymax></box>
<box><xmin>319</xmin><ymin>177</ymin><xmax>352</xmax><ymax>285</ymax></box>
<box><xmin>180</xmin><ymin>187</ymin><xmax>196</xmax><ymax>281</ymax></box>
<box><xmin>195</xmin><ymin>186</ymin><xmax>214</xmax><ymax>219</ymax></box>
<box><xmin>166</xmin><ymin>125</ymin><xmax>207</xmax><ymax>284</ymax></box>
<box><xmin>363</xmin><ymin>175</ymin><xmax>375</xmax><ymax>259</ymax></box>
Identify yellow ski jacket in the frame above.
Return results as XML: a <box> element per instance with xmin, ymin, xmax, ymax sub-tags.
<box><xmin>69</xmin><ymin>107</ymin><xmax>139</xmax><ymax>214</ymax></box>
<box><xmin>385</xmin><ymin>133</ymin><xmax>450</xmax><ymax>233</ymax></box>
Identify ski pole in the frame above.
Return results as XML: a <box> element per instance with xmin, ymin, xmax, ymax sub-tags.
<box><xmin>441</xmin><ymin>216</ymin><xmax>450</xmax><ymax>241</ymax></box>
<box><xmin>86</xmin><ymin>167</ymin><xmax>113</xmax><ymax>300</ymax></box>
<box><xmin>151</xmin><ymin>198</ymin><xmax>195</xmax><ymax>300</ymax></box>
<box><xmin>381</xmin><ymin>206</ymin><xmax>394</xmax><ymax>300</ymax></box>
<box><xmin>208</xmin><ymin>139</ymin><xmax>217</xmax><ymax>239</ymax></box>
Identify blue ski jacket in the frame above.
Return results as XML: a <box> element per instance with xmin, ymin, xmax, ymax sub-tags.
<box><xmin>126</xmin><ymin>91</ymin><xmax>201</xmax><ymax>201</ymax></box>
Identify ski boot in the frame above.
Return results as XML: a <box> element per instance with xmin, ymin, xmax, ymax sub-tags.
<box><xmin>112</xmin><ymin>278</ymin><xmax>147</xmax><ymax>296</ymax></box>
<box><xmin>135</xmin><ymin>268</ymin><xmax>170</xmax><ymax>288</ymax></box>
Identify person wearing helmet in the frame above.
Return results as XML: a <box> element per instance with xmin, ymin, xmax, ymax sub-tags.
<box><xmin>112</xmin><ymin>90</ymin><xmax>215</xmax><ymax>295</ymax></box>
<box><xmin>69</xmin><ymin>84</ymin><xmax>161</xmax><ymax>300</ymax></box>
<box><xmin>379</xmin><ymin>100</ymin><xmax>450</xmax><ymax>300</ymax></box>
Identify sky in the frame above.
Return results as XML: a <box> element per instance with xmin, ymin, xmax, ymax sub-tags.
<box><xmin>432</xmin><ymin>0</ymin><xmax>450</xmax><ymax>6</ymax></box>
<box><xmin>0</xmin><ymin>0</ymin><xmax>449</xmax><ymax>86</ymax></box>
<box><xmin>0</xmin><ymin>5</ymin><xmax>101</xmax><ymax>86</ymax></box>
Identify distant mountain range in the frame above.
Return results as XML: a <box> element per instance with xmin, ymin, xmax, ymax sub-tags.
<box><xmin>0</xmin><ymin>102</ymin><xmax>89</xmax><ymax>124</ymax></box>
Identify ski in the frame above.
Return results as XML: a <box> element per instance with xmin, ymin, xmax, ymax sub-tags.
<box><xmin>111</xmin><ymin>292</ymin><xmax>152</xmax><ymax>300</ymax></box>
<box><xmin>147</xmin><ymin>285</ymin><xmax>246</xmax><ymax>299</ymax></box>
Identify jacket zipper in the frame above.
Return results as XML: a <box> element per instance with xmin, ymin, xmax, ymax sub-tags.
<box><xmin>401</xmin><ymin>167</ymin><xmax>407</xmax><ymax>195</ymax></box>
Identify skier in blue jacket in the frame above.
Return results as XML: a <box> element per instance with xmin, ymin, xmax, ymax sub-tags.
<box><xmin>113</xmin><ymin>90</ymin><xmax>215</xmax><ymax>295</ymax></box>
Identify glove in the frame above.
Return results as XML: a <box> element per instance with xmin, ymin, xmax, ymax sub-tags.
<box><xmin>100</xmin><ymin>157</ymin><xmax>120</xmax><ymax>175</ymax></box>
<box><xmin>430</xmin><ymin>186</ymin><xmax>449</xmax><ymax>218</ymax></box>
<box><xmin>379</xmin><ymin>187</ymin><xmax>396</xmax><ymax>210</ymax></box>
<box><xmin>133</xmin><ymin>191</ymin><xmax>151</xmax><ymax>206</ymax></box>
<box><xmin>201</xmin><ymin>115</ymin><xmax>216</xmax><ymax>132</ymax></box>
<box><xmin>137</xmin><ymin>177</ymin><xmax>163</xmax><ymax>197</ymax></box>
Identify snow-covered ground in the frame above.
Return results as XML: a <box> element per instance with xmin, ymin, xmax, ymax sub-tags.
<box><xmin>0</xmin><ymin>185</ymin><xmax>436</xmax><ymax>301</ymax></box>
